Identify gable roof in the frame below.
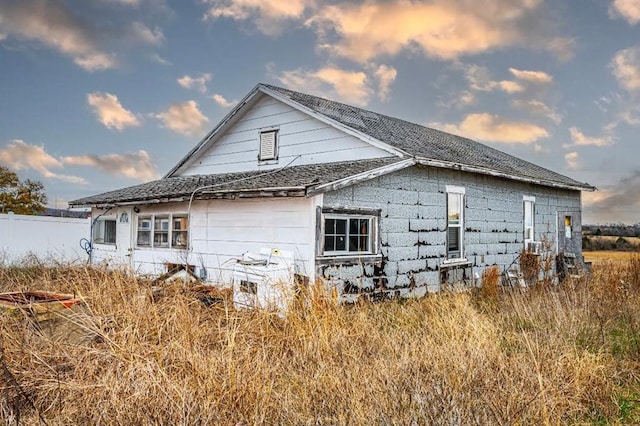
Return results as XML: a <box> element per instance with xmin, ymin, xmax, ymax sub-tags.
<box><xmin>71</xmin><ymin>83</ymin><xmax>595</xmax><ymax>207</ymax></box>
<box><xmin>69</xmin><ymin>158</ymin><xmax>409</xmax><ymax>207</ymax></box>
<box><xmin>165</xmin><ymin>83</ymin><xmax>594</xmax><ymax>192</ymax></box>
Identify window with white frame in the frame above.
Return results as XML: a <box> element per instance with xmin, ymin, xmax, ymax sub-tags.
<box><xmin>258</xmin><ymin>129</ymin><xmax>278</xmax><ymax>161</ymax></box>
<box><xmin>136</xmin><ymin>214</ymin><xmax>188</xmax><ymax>249</ymax></box>
<box><xmin>93</xmin><ymin>219</ymin><xmax>116</xmax><ymax>245</ymax></box>
<box><xmin>446</xmin><ymin>186</ymin><xmax>465</xmax><ymax>259</ymax></box>
<box><xmin>322</xmin><ymin>213</ymin><xmax>377</xmax><ymax>255</ymax></box>
<box><xmin>523</xmin><ymin>196</ymin><xmax>535</xmax><ymax>245</ymax></box>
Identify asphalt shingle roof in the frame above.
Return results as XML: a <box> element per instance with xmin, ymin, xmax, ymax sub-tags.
<box><xmin>69</xmin><ymin>158</ymin><xmax>402</xmax><ymax>206</ymax></box>
<box><xmin>262</xmin><ymin>84</ymin><xmax>594</xmax><ymax>191</ymax></box>
<box><xmin>71</xmin><ymin>83</ymin><xmax>594</xmax><ymax>207</ymax></box>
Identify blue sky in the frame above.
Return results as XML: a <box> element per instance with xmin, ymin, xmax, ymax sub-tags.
<box><xmin>1</xmin><ymin>0</ymin><xmax>639</xmax><ymax>224</ymax></box>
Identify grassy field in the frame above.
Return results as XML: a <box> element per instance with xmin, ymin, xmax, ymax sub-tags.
<box><xmin>584</xmin><ymin>250</ymin><xmax>640</xmax><ymax>263</ymax></box>
<box><xmin>0</xmin><ymin>259</ymin><xmax>639</xmax><ymax>424</ymax></box>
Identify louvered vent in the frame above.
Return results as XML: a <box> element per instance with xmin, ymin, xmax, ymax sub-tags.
<box><xmin>259</xmin><ymin>130</ymin><xmax>277</xmax><ymax>161</ymax></box>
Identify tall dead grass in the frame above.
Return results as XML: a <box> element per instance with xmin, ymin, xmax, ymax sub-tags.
<box><xmin>0</xmin><ymin>256</ymin><xmax>639</xmax><ymax>424</ymax></box>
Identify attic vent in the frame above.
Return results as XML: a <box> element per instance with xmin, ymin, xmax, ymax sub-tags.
<box><xmin>259</xmin><ymin>129</ymin><xmax>278</xmax><ymax>161</ymax></box>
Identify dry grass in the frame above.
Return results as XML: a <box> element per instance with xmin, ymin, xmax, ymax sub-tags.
<box><xmin>0</xmin><ymin>257</ymin><xmax>639</xmax><ymax>425</ymax></box>
<box><xmin>584</xmin><ymin>250</ymin><xmax>639</xmax><ymax>263</ymax></box>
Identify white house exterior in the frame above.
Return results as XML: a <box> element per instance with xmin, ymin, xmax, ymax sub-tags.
<box><xmin>70</xmin><ymin>84</ymin><xmax>595</xmax><ymax>298</ymax></box>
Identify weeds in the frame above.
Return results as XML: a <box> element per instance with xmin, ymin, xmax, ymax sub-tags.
<box><xmin>0</xmin><ymin>258</ymin><xmax>638</xmax><ymax>424</ymax></box>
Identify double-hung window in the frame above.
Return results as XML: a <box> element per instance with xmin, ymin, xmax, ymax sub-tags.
<box><xmin>523</xmin><ymin>196</ymin><xmax>535</xmax><ymax>246</ymax></box>
<box><xmin>137</xmin><ymin>214</ymin><xmax>188</xmax><ymax>249</ymax></box>
<box><xmin>446</xmin><ymin>186</ymin><xmax>465</xmax><ymax>260</ymax></box>
<box><xmin>321</xmin><ymin>208</ymin><xmax>379</xmax><ymax>256</ymax></box>
<box><xmin>93</xmin><ymin>219</ymin><xmax>116</xmax><ymax>245</ymax></box>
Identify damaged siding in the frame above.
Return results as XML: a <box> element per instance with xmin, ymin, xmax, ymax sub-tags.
<box><xmin>319</xmin><ymin>165</ymin><xmax>582</xmax><ymax>298</ymax></box>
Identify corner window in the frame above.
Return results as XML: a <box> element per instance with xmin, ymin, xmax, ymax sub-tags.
<box><xmin>93</xmin><ymin>219</ymin><xmax>116</xmax><ymax>245</ymax></box>
<box><xmin>446</xmin><ymin>186</ymin><xmax>465</xmax><ymax>259</ymax></box>
<box><xmin>321</xmin><ymin>209</ymin><xmax>378</xmax><ymax>256</ymax></box>
<box><xmin>258</xmin><ymin>129</ymin><xmax>278</xmax><ymax>161</ymax></box>
<box><xmin>136</xmin><ymin>214</ymin><xmax>188</xmax><ymax>249</ymax></box>
<box><xmin>524</xmin><ymin>196</ymin><xmax>535</xmax><ymax>244</ymax></box>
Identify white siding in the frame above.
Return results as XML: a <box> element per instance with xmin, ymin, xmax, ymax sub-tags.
<box><xmin>181</xmin><ymin>95</ymin><xmax>392</xmax><ymax>175</ymax></box>
<box><xmin>92</xmin><ymin>196</ymin><xmax>321</xmax><ymax>284</ymax></box>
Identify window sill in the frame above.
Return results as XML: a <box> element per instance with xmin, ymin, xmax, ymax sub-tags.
<box><xmin>316</xmin><ymin>253</ymin><xmax>382</xmax><ymax>265</ymax></box>
<box><xmin>258</xmin><ymin>159</ymin><xmax>279</xmax><ymax>166</ymax></box>
<box><xmin>440</xmin><ymin>258</ymin><xmax>471</xmax><ymax>267</ymax></box>
<box><xmin>135</xmin><ymin>246</ymin><xmax>188</xmax><ymax>251</ymax></box>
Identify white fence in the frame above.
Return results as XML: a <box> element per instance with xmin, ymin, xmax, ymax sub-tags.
<box><xmin>0</xmin><ymin>213</ymin><xmax>91</xmax><ymax>264</ymax></box>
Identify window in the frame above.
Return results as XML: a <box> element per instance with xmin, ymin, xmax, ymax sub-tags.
<box><xmin>564</xmin><ymin>215</ymin><xmax>573</xmax><ymax>239</ymax></box>
<box><xmin>524</xmin><ymin>196</ymin><xmax>535</xmax><ymax>245</ymax></box>
<box><xmin>137</xmin><ymin>217</ymin><xmax>152</xmax><ymax>246</ymax></box>
<box><xmin>154</xmin><ymin>216</ymin><xmax>170</xmax><ymax>247</ymax></box>
<box><xmin>258</xmin><ymin>129</ymin><xmax>278</xmax><ymax>161</ymax></box>
<box><xmin>446</xmin><ymin>186</ymin><xmax>465</xmax><ymax>259</ymax></box>
<box><xmin>93</xmin><ymin>219</ymin><xmax>116</xmax><ymax>245</ymax></box>
<box><xmin>136</xmin><ymin>214</ymin><xmax>188</xmax><ymax>249</ymax></box>
<box><xmin>321</xmin><ymin>212</ymin><xmax>377</xmax><ymax>255</ymax></box>
<box><xmin>172</xmin><ymin>216</ymin><xmax>188</xmax><ymax>248</ymax></box>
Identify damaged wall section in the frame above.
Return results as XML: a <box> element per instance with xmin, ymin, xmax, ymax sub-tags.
<box><xmin>318</xmin><ymin>165</ymin><xmax>582</xmax><ymax>299</ymax></box>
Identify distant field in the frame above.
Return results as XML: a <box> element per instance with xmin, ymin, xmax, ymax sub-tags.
<box><xmin>583</xmin><ymin>251</ymin><xmax>638</xmax><ymax>263</ymax></box>
<box><xmin>588</xmin><ymin>235</ymin><xmax>640</xmax><ymax>245</ymax></box>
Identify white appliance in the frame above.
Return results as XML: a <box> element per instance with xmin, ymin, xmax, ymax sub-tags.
<box><xmin>232</xmin><ymin>248</ymin><xmax>296</xmax><ymax>315</ymax></box>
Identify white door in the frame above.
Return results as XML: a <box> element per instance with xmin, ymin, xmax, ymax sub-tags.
<box><xmin>116</xmin><ymin>208</ymin><xmax>133</xmax><ymax>267</ymax></box>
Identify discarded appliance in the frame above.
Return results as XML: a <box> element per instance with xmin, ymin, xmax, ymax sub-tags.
<box><xmin>232</xmin><ymin>248</ymin><xmax>296</xmax><ymax>314</ymax></box>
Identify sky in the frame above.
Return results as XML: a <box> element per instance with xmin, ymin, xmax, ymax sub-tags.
<box><xmin>0</xmin><ymin>0</ymin><xmax>639</xmax><ymax>224</ymax></box>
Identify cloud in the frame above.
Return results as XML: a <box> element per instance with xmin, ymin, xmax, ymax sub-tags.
<box><xmin>611</xmin><ymin>46</ymin><xmax>640</xmax><ymax>91</ymax></box>
<box><xmin>177</xmin><ymin>73</ymin><xmax>212</xmax><ymax>93</ymax></box>
<box><xmin>87</xmin><ymin>92</ymin><xmax>141</xmax><ymax>131</ymax></box>
<box><xmin>512</xmin><ymin>99</ymin><xmax>562</xmax><ymax>124</ymax></box>
<box><xmin>609</xmin><ymin>0</ymin><xmax>640</xmax><ymax>24</ymax></box>
<box><xmin>464</xmin><ymin>65</ymin><xmax>524</xmax><ymax>94</ymax></box>
<box><xmin>211</xmin><ymin>94</ymin><xmax>237</xmax><ymax>108</ymax></box>
<box><xmin>0</xmin><ymin>140</ymin><xmax>86</xmax><ymax>184</ymax></box>
<box><xmin>545</xmin><ymin>37</ymin><xmax>576</xmax><ymax>62</ymax></box>
<box><xmin>306</xmin><ymin>0</ymin><xmax>567</xmax><ymax>63</ymax></box>
<box><xmin>61</xmin><ymin>150</ymin><xmax>159</xmax><ymax>181</ymax></box>
<box><xmin>568</xmin><ymin>127</ymin><xmax>614</xmax><ymax>147</ymax></box>
<box><xmin>599</xmin><ymin>92</ymin><xmax>640</xmax><ymax>131</ymax></box>
<box><xmin>374</xmin><ymin>64</ymin><xmax>397</xmax><ymax>101</ymax></box>
<box><xmin>431</xmin><ymin>113</ymin><xmax>549</xmax><ymax>144</ymax></box>
<box><xmin>131</xmin><ymin>21</ymin><xmax>164</xmax><ymax>45</ymax></box>
<box><xmin>508</xmin><ymin>67</ymin><xmax>553</xmax><ymax>84</ymax></box>
<box><xmin>0</xmin><ymin>0</ymin><xmax>116</xmax><ymax>71</ymax></box>
<box><xmin>154</xmin><ymin>101</ymin><xmax>209</xmax><ymax>136</ymax></box>
<box><xmin>278</xmin><ymin>66</ymin><xmax>371</xmax><ymax>106</ymax></box>
<box><xmin>202</xmin><ymin>0</ymin><xmax>311</xmax><ymax>35</ymax></box>
<box><xmin>564</xmin><ymin>151</ymin><xmax>580</xmax><ymax>170</ymax></box>
<box><xmin>583</xmin><ymin>171</ymin><xmax>640</xmax><ymax>224</ymax></box>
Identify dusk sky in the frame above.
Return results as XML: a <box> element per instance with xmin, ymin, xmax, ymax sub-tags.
<box><xmin>1</xmin><ymin>0</ymin><xmax>639</xmax><ymax>224</ymax></box>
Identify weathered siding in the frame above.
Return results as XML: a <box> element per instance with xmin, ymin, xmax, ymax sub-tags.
<box><xmin>91</xmin><ymin>196</ymin><xmax>321</xmax><ymax>283</ymax></box>
<box><xmin>320</xmin><ymin>165</ymin><xmax>582</xmax><ymax>297</ymax></box>
<box><xmin>181</xmin><ymin>95</ymin><xmax>392</xmax><ymax>175</ymax></box>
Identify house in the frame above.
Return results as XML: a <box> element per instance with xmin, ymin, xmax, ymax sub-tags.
<box><xmin>69</xmin><ymin>83</ymin><xmax>595</xmax><ymax>299</ymax></box>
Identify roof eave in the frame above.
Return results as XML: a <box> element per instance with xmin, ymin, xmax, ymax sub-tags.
<box><xmin>307</xmin><ymin>158</ymin><xmax>415</xmax><ymax>196</ymax></box>
<box><xmin>164</xmin><ymin>83</ymin><xmax>265</xmax><ymax>178</ymax></box>
<box><xmin>415</xmin><ymin>157</ymin><xmax>596</xmax><ymax>192</ymax></box>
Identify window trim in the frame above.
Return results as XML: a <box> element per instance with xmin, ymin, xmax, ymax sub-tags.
<box><xmin>258</xmin><ymin>128</ymin><xmax>279</xmax><ymax>162</ymax></box>
<box><xmin>93</xmin><ymin>218</ymin><xmax>117</xmax><ymax>245</ymax></box>
<box><xmin>523</xmin><ymin>196</ymin><xmax>536</xmax><ymax>246</ymax></box>
<box><xmin>317</xmin><ymin>207</ymin><xmax>380</xmax><ymax>259</ymax></box>
<box><xmin>136</xmin><ymin>213</ymin><xmax>189</xmax><ymax>249</ymax></box>
<box><xmin>445</xmin><ymin>186</ymin><xmax>465</xmax><ymax>261</ymax></box>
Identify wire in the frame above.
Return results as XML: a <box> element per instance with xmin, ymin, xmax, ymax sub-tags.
<box><xmin>183</xmin><ymin>155</ymin><xmax>302</xmax><ymax>273</ymax></box>
<box><xmin>79</xmin><ymin>238</ymin><xmax>92</xmax><ymax>256</ymax></box>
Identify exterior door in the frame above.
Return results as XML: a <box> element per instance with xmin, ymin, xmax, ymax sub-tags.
<box><xmin>116</xmin><ymin>207</ymin><xmax>133</xmax><ymax>267</ymax></box>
